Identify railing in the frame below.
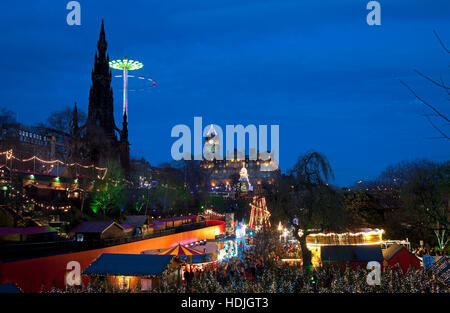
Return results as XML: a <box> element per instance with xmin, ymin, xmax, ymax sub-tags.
<box><xmin>0</xmin><ymin>221</ymin><xmax>208</xmax><ymax>262</ymax></box>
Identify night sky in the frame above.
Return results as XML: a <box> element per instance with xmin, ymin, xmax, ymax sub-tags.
<box><xmin>0</xmin><ymin>0</ymin><xmax>449</xmax><ymax>186</ymax></box>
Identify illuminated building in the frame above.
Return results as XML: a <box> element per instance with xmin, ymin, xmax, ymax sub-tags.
<box><xmin>0</xmin><ymin>121</ymin><xmax>68</xmax><ymax>162</ymax></box>
<box><xmin>238</xmin><ymin>166</ymin><xmax>252</xmax><ymax>192</ymax></box>
<box><xmin>200</xmin><ymin>125</ymin><xmax>280</xmax><ymax>191</ymax></box>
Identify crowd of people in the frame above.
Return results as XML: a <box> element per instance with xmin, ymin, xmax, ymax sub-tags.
<box><xmin>58</xmin><ymin>230</ymin><xmax>448</xmax><ymax>293</ymax></box>
<box><xmin>153</xmin><ymin>231</ymin><xmax>448</xmax><ymax>293</ymax></box>
<box><xmin>183</xmin><ymin>250</ymin><xmax>266</xmax><ymax>289</ymax></box>
<box><xmin>156</xmin><ymin>257</ymin><xmax>448</xmax><ymax>293</ymax></box>
<box><xmin>413</xmin><ymin>247</ymin><xmax>446</xmax><ymax>257</ymax></box>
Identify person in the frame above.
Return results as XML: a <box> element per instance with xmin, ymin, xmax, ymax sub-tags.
<box><xmin>323</xmin><ymin>266</ymin><xmax>333</xmax><ymax>288</ymax></box>
<box><xmin>184</xmin><ymin>266</ymin><xmax>193</xmax><ymax>290</ymax></box>
<box><xmin>257</xmin><ymin>261</ymin><xmax>263</xmax><ymax>278</ymax></box>
<box><xmin>251</xmin><ymin>262</ymin><xmax>256</xmax><ymax>281</ymax></box>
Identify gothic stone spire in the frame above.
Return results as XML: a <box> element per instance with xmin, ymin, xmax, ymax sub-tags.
<box><xmin>86</xmin><ymin>20</ymin><xmax>118</xmax><ymax>165</ymax></box>
<box><xmin>71</xmin><ymin>102</ymin><xmax>79</xmax><ymax>136</ymax></box>
<box><xmin>87</xmin><ymin>20</ymin><xmax>116</xmax><ymax>138</ymax></box>
<box><xmin>120</xmin><ymin>111</ymin><xmax>130</xmax><ymax>173</ymax></box>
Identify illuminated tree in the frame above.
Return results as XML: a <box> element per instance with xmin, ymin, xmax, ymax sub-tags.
<box><xmin>90</xmin><ymin>160</ymin><xmax>126</xmax><ymax>217</ymax></box>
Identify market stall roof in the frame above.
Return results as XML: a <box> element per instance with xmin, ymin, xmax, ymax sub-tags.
<box><xmin>383</xmin><ymin>243</ymin><xmax>411</xmax><ymax>261</ymax></box>
<box><xmin>69</xmin><ymin>221</ymin><xmax>124</xmax><ymax>234</ymax></box>
<box><xmin>83</xmin><ymin>253</ymin><xmax>174</xmax><ymax>276</ymax></box>
<box><xmin>0</xmin><ymin>226</ymin><xmax>55</xmax><ymax>236</ymax></box>
<box><xmin>156</xmin><ymin>215</ymin><xmax>197</xmax><ymax>223</ymax></box>
<box><xmin>321</xmin><ymin>245</ymin><xmax>383</xmax><ymax>262</ymax></box>
<box><xmin>0</xmin><ymin>282</ymin><xmax>22</xmax><ymax>294</ymax></box>
<box><xmin>120</xmin><ymin>223</ymin><xmax>134</xmax><ymax>230</ymax></box>
<box><xmin>123</xmin><ymin>215</ymin><xmax>149</xmax><ymax>227</ymax></box>
<box><xmin>155</xmin><ymin>244</ymin><xmax>203</xmax><ymax>256</ymax></box>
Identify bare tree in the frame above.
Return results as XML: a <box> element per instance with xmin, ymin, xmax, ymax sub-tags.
<box><xmin>0</xmin><ymin>108</ymin><xmax>17</xmax><ymax>125</ymax></box>
<box><xmin>45</xmin><ymin>105</ymin><xmax>86</xmax><ymax>134</ymax></box>
<box><xmin>400</xmin><ymin>31</ymin><xmax>449</xmax><ymax>139</ymax></box>
<box><xmin>37</xmin><ymin>105</ymin><xmax>87</xmax><ymax>163</ymax></box>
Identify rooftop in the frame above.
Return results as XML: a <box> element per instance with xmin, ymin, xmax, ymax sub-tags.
<box><xmin>83</xmin><ymin>253</ymin><xmax>175</xmax><ymax>276</ymax></box>
<box><xmin>0</xmin><ymin>226</ymin><xmax>56</xmax><ymax>236</ymax></box>
<box><xmin>321</xmin><ymin>245</ymin><xmax>383</xmax><ymax>262</ymax></box>
<box><xmin>70</xmin><ymin>221</ymin><xmax>123</xmax><ymax>234</ymax></box>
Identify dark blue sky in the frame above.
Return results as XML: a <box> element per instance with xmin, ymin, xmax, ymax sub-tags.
<box><xmin>0</xmin><ymin>0</ymin><xmax>449</xmax><ymax>186</ymax></box>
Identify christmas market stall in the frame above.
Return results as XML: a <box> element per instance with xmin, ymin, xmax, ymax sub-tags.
<box><xmin>69</xmin><ymin>221</ymin><xmax>125</xmax><ymax>242</ymax></box>
<box><xmin>306</xmin><ymin>229</ymin><xmax>384</xmax><ymax>266</ymax></box>
<box><xmin>320</xmin><ymin>245</ymin><xmax>384</xmax><ymax>270</ymax></box>
<box><xmin>154</xmin><ymin>244</ymin><xmax>204</xmax><ymax>256</ymax></box>
<box><xmin>0</xmin><ymin>282</ymin><xmax>22</xmax><ymax>294</ymax></box>
<box><xmin>123</xmin><ymin>215</ymin><xmax>154</xmax><ymax>236</ymax></box>
<box><xmin>143</xmin><ymin>242</ymin><xmax>218</xmax><ymax>273</ymax></box>
<box><xmin>209</xmin><ymin>238</ymin><xmax>238</xmax><ymax>261</ymax></box>
<box><xmin>82</xmin><ymin>253</ymin><xmax>182</xmax><ymax>292</ymax></box>
<box><xmin>182</xmin><ymin>244</ymin><xmax>218</xmax><ymax>273</ymax></box>
<box><xmin>382</xmin><ymin>243</ymin><xmax>421</xmax><ymax>274</ymax></box>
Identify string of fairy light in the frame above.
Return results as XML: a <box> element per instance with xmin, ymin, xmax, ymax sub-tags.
<box><xmin>0</xmin><ymin>149</ymin><xmax>108</xmax><ymax>179</ymax></box>
<box><xmin>200</xmin><ymin>209</ymin><xmax>225</xmax><ymax>218</ymax></box>
<box><xmin>3</xmin><ymin>178</ymin><xmax>74</xmax><ymax>212</ymax></box>
<box><xmin>0</xmin><ymin>148</ymin><xmax>137</xmax><ymax>213</ymax></box>
<box><xmin>305</xmin><ymin>229</ymin><xmax>385</xmax><ymax>248</ymax></box>
<box><xmin>0</xmin><ymin>149</ymin><xmax>109</xmax><ymax>212</ymax></box>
